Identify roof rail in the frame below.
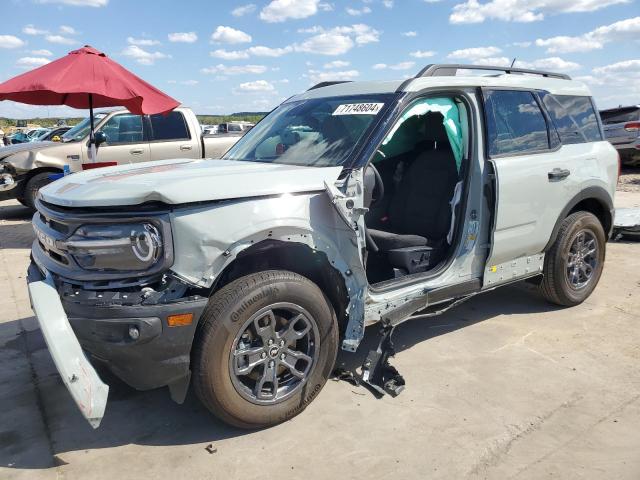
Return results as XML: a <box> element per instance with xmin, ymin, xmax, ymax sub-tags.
<box><xmin>307</xmin><ymin>80</ymin><xmax>353</xmax><ymax>91</ymax></box>
<box><xmin>416</xmin><ymin>63</ymin><xmax>571</xmax><ymax>80</ymax></box>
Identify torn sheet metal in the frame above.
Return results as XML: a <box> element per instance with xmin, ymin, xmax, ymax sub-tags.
<box><xmin>613</xmin><ymin>208</ymin><xmax>640</xmax><ymax>240</ymax></box>
<box><xmin>27</xmin><ymin>266</ymin><xmax>109</xmax><ymax>429</ymax></box>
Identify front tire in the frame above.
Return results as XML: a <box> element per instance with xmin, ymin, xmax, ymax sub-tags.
<box><xmin>540</xmin><ymin>211</ymin><xmax>606</xmax><ymax>306</ymax></box>
<box><xmin>193</xmin><ymin>270</ymin><xmax>338</xmax><ymax>429</ymax></box>
<box><xmin>23</xmin><ymin>172</ymin><xmax>56</xmax><ymax>210</ymax></box>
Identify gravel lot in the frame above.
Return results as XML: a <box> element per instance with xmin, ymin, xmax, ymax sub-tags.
<box><xmin>0</xmin><ymin>181</ymin><xmax>639</xmax><ymax>480</ymax></box>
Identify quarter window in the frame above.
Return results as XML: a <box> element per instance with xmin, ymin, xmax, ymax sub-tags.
<box><xmin>483</xmin><ymin>90</ymin><xmax>550</xmax><ymax>156</ymax></box>
<box><xmin>149</xmin><ymin>111</ymin><xmax>190</xmax><ymax>141</ymax></box>
<box><xmin>98</xmin><ymin>114</ymin><xmax>144</xmax><ymax>144</ymax></box>
<box><xmin>541</xmin><ymin>94</ymin><xmax>602</xmax><ymax>144</ymax></box>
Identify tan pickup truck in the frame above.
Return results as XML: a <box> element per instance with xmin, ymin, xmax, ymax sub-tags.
<box><xmin>0</xmin><ymin>107</ymin><xmax>242</xmax><ymax>208</ymax></box>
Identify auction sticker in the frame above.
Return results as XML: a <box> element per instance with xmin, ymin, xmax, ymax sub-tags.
<box><xmin>332</xmin><ymin>103</ymin><xmax>384</xmax><ymax>115</ymax></box>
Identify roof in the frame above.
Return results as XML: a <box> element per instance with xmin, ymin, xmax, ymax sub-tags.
<box><xmin>290</xmin><ymin>64</ymin><xmax>592</xmax><ymax>102</ymax></box>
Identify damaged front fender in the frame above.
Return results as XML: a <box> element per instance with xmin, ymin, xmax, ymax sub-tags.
<box><xmin>169</xmin><ymin>191</ymin><xmax>368</xmax><ymax>350</ymax></box>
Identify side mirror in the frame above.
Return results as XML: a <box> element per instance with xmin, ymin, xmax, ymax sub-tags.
<box><xmin>94</xmin><ymin>131</ymin><xmax>107</xmax><ymax>146</ymax></box>
<box><xmin>51</xmin><ymin>135</ymin><xmax>61</xmax><ymax>142</ymax></box>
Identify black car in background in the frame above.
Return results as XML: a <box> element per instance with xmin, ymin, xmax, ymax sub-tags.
<box><xmin>600</xmin><ymin>105</ymin><xmax>640</xmax><ymax>167</ymax></box>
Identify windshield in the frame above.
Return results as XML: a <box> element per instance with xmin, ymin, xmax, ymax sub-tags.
<box><xmin>222</xmin><ymin>94</ymin><xmax>393</xmax><ymax>167</ymax></box>
<box><xmin>62</xmin><ymin>113</ymin><xmax>108</xmax><ymax>142</ymax></box>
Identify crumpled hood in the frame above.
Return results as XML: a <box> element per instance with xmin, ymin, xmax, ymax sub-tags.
<box><xmin>0</xmin><ymin>141</ymin><xmax>55</xmax><ymax>159</ymax></box>
<box><xmin>39</xmin><ymin>158</ymin><xmax>344</xmax><ymax>207</ymax></box>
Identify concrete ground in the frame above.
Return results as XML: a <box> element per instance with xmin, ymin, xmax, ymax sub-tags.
<box><xmin>0</xmin><ymin>192</ymin><xmax>639</xmax><ymax>480</ymax></box>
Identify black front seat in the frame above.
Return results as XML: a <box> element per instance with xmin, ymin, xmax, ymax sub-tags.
<box><xmin>367</xmin><ymin>111</ymin><xmax>459</xmax><ymax>273</ymax></box>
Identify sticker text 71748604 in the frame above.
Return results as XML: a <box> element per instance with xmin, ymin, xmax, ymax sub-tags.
<box><xmin>332</xmin><ymin>103</ymin><xmax>384</xmax><ymax>116</ymax></box>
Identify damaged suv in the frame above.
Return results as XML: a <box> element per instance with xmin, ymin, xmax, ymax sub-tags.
<box><xmin>27</xmin><ymin>64</ymin><xmax>618</xmax><ymax>429</ymax></box>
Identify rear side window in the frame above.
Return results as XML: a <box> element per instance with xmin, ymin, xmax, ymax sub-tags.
<box><xmin>483</xmin><ymin>90</ymin><xmax>550</xmax><ymax>156</ymax></box>
<box><xmin>541</xmin><ymin>94</ymin><xmax>602</xmax><ymax>144</ymax></box>
<box><xmin>149</xmin><ymin>111</ymin><xmax>190</xmax><ymax>141</ymax></box>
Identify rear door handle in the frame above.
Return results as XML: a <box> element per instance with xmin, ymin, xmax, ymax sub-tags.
<box><xmin>548</xmin><ymin>168</ymin><xmax>571</xmax><ymax>181</ymax></box>
<box><xmin>129</xmin><ymin>148</ymin><xmax>144</xmax><ymax>155</ymax></box>
<box><xmin>180</xmin><ymin>145</ymin><xmax>193</xmax><ymax>151</ymax></box>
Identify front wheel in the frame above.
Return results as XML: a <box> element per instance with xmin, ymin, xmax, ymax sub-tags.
<box><xmin>192</xmin><ymin>270</ymin><xmax>338</xmax><ymax>429</ymax></box>
<box><xmin>539</xmin><ymin>211</ymin><xmax>606</xmax><ymax>306</ymax></box>
<box><xmin>23</xmin><ymin>172</ymin><xmax>56</xmax><ymax>210</ymax></box>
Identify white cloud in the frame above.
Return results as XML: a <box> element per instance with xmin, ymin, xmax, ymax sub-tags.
<box><xmin>324</xmin><ymin>60</ymin><xmax>350</xmax><ymax>68</ymax></box>
<box><xmin>518</xmin><ymin>57</ymin><xmax>581</xmax><ymax>71</ymax></box>
<box><xmin>201</xmin><ymin>64</ymin><xmax>268</xmax><ymax>75</ymax></box>
<box><xmin>576</xmin><ymin>59</ymin><xmax>640</xmax><ymax>108</ymax></box>
<box><xmin>306</xmin><ymin>69</ymin><xmax>360</xmax><ymax>83</ymax></box>
<box><xmin>383</xmin><ymin>0</ymin><xmax>394</xmax><ymax>7</ymax></box>
<box><xmin>536</xmin><ymin>16</ymin><xmax>640</xmax><ymax>54</ymax></box>
<box><xmin>170</xmin><ymin>79</ymin><xmax>199</xmax><ymax>86</ymax></box>
<box><xmin>402</xmin><ymin>31</ymin><xmax>417</xmax><ymax>37</ymax></box>
<box><xmin>211</xmin><ymin>26</ymin><xmax>252</xmax><ymax>44</ymax></box>
<box><xmin>260</xmin><ymin>0</ymin><xmax>324</xmax><ymax>22</ymax></box>
<box><xmin>410</xmin><ymin>50</ymin><xmax>436</xmax><ymax>58</ymax></box>
<box><xmin>16</xmin><ymin>56</ymin><xmax>51</xmax><ymax>67</ymax></box>
<box><xmin>0</xmin><ymin>35</ymin><xmax>26</xmax><ymax>49</ymax></box>
<box><xmin>121</xmin><ymin>45</ymin><xmax>170</xmax><ymax>65</ymax></box>
<box><xmin>232</xmin><ymin>3</ymin><xmax>256</xmax><ymax>16</ymax></box>
<box><xmin>127</xmin><ymin>37</ymin><xmax>160</xmax><ymax>46</ymax></box>
<box><xmin>210</xmin><ymin>49</ymin><xmax>250</xmax><ymax>60</ymax></box>
<box><xmin>23</xmin><ymin>24</ymin><xmax>48</xmax><ymax>35</ymax></box>
<box><xmin>450</xmin><ymin>0</ymin><xmax>630</xmax><ymax>24</ymax></box>
<box><xmin>469</xmin><ymin>56</ymin><xmax>511</xmax><ymax>66</ymax></box>
<box><xmin>346</xmin><ymin>6</ymin><xmax>371</xmax><ymax>15</ymax></box>
<box><xmin>448</xmin><ymin>46</ymin><xmax>502</xmax><ymax>60</ymax></box>
<box><xmin>168</xmin><ymin>32</ymin><xmax>198</xmax><ymax>43</ymax></box>
<box><xmin>511</xmin><ymin>41</ymin><xmax>532</xmax><ymax>48</ymax></box>
<box><xmin>295</xmin><ymin>33</ymin><xmax>354</xmax><ymax>55</ymax></box>
<box><xmin>45</xmin><ymin>34</ymin><xmax>77</xmax><ymax>45</ymax></box>
<box><xmin>247</xmin><ymin>45</ymin><xmax>293</xmax><ymax>57</ymax></box>
<box><xmin>35</xmin><ymin>0</ymin><xmax>108</xmax><ymax>6</ymax></box>
<box><xmin>294</xmin><ymin>24</ymin><xmax>380</xmax><ymax>55</ymax></box>
<box><xmin>31</xmin><ymin>49</ymin><xmax>53</xmax><ymax>56</ymax></box>
<box><xmin>372</xmin><ymin>61</ymin><xmax>416</xmax><ymax>70</ymax></box>
<box><xmin>593</xmin><ymin>59</ymin><xmax>640</xmax><ymax>75</ymax></box>
<box><xmin>236</xmin><ymin>80</ymin><xmax>276</xmax><ymax>93</ymax></box>
<box><xmin>59</xmin><ymin>25</ymin><xmax>78</xmax><ymax>35</ymax></box>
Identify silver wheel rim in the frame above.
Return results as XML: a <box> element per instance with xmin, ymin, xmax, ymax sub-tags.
<box><xmin>566</xmin><ymin>229</ymin><xmax>598</xmax><ymax>290</ymax></box>
<box><xmin>229</xmin><ymin>302</ymin><xmax>320</xmax><ymax>405</ymax></box>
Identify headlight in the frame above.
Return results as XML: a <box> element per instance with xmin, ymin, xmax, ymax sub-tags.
<box><xmin>66</xmin><ymin>223</ymin><xmax>163</xmax><ymax>271</ymax></box>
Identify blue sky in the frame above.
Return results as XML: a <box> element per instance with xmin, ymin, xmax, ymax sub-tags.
<box><xmin>0</xmin><ymin>0</ymin><xmax>638</xmax><ymax>118</ymax></box>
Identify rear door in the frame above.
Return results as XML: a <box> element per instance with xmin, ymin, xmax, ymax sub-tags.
<box><xmin>148</xmin><ymin>111</ymin><xmax>199</xmax><ymax>160</ymax></box>
<box><xmin>482</xmin><ymin>89</ymin><xmax>580</xmax><ymax>286</ymax></box>
<box><xmin>82</xmin><ymin>112</ymin><xmax>150</xmax><ymax>164</ymax></box>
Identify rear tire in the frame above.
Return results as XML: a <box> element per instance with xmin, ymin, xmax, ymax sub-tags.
<box><xmin>23</xmin><ymin>172</ymin><xmax>56</xmax><ymax>210</ymax></box>
<box><xmin>539</xmin><ymin>211</ymin><xmax>606</xmax><ymax>306</ymax></box>
<box><xmin>192</xmin><ymin>270</ymin><xmax>338</xmax><ymax>429</ymax></box>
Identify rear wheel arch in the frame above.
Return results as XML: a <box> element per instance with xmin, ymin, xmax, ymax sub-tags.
<box><xmin>544</xmin><ymin>187</ymin><xmax>613</xmax><ymax>252</ymax></box>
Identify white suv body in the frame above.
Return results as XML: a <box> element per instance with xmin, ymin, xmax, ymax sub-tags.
<box><xmin>28</xmin><ymin>65</ymin><xmax>618</xmax><ymax>429</ymax></box>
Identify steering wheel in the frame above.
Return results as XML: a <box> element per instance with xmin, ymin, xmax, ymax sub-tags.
<box><xmin>366</xmin><ymin>162</ymin><xmax>385</xmax><ymax>207</ymax></box>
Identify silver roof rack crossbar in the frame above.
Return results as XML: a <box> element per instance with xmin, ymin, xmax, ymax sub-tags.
<box><xmin>416</xmin><ymin>64</ymin><xmax>571</xmax><ymax>80</ymax></box>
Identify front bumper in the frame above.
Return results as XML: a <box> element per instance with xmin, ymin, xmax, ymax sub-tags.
<box><xmin>27</xmin><ymin>264</ymin><xmax>109</xmax><ymax>428</ymax></box>
<box><xmin>27</xmin><ymin>262</ymin><xmax>208</xmax><ymax>428</ymax></box>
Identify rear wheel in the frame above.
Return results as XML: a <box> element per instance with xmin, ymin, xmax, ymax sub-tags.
<box><xmin>193</xmin><ymin>270</ymin><xmax>338</xmax><ymax>429</ymax></box>
<box><xmin>23</xmin><ymin>172</ymin><xmax>56</xmax><ymax>210</ymax></box>
<box><xmin>540</xmin><ymin>211</ymin><xmax>606</xmax><ymax>306</ymax></box>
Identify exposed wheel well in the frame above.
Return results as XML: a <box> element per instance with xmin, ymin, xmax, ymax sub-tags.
<box><xmin>568</xmin><ymin>198</ymin><xmax>612</xmax><ymax>236</ymax></box>
<box><xmin>210</xmin><ymin>240</ymin><xmax>351</xmax><ymax>336</ymax></box>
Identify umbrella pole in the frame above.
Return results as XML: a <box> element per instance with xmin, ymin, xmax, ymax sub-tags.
<box><xmin>89</xmin><ymin>93</ymin><xmax>96</xmax><ymax>163</ymax></box>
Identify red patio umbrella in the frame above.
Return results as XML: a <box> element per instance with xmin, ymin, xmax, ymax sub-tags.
<box><xmin>0</xmin><ymin>45</ymin><xmax>180</xmax><ymax>160</ymax></box>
